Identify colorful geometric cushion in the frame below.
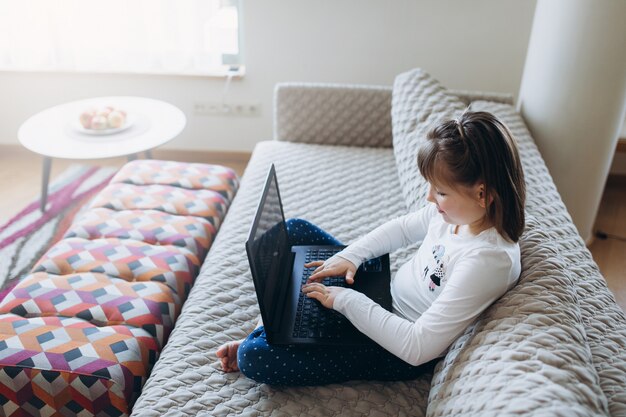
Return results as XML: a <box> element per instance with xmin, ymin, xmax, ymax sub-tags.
<box><xmin>0</xmin><ymin>313</ymin><xmax>159</xmax><ymax>416</ymax></box>
<box><xmin>65</xmin><ymin>208</ymin><xmax>216</xmax><ymax>260</ymax></box>
<box><xmin>110</xmin><ymin>160</ymin><xmax>239</xmax><ymax>200</ymax></box>
<box><xmin>0</xmin><ymin>272</ymin><xmax>181</xmax><ymax>347</ymax></box>
<box><xmin>32</xmin><ymin>238</ymin><xmax>199</xmax><ymax>298</ymax></box>
<box><xmin>89</xmin><ymin>183</ymin><xmax>229</xmax><ymax>222</ymax></box>
<box><xmin>0</xmin><ymin>160</ymin><xmax>238</xmax><ymax>416</ymax></box>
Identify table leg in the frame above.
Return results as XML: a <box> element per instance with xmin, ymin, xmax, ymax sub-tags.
<box><xmin>145</xmin><ymin>150</ymin><xmax>153</xmax><ymax>159</ymax></box>
<box><xmin>40</xmin><ymin>156</ymin><xmax>52</xmax><ymax>212</ymax></box>
<box><xmin>127</xmin><ymin>154</ymin><xmax>137</xmax><ymax>161</ymax></box>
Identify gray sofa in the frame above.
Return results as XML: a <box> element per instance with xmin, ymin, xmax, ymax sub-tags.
<box><xmin>131</xmin><ymin>69</ymin><xmax>626</xmax><ymax>416</ymax></box>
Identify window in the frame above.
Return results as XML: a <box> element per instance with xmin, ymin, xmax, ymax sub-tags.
<box><xmin>0</xmin><ymin>0</ymin><xmax>242</xmax><ymax>76</ymax></box>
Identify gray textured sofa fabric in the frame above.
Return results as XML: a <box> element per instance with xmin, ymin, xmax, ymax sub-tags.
<box><xmin>131</xmin><ymin>69</ymin><xmax>626</xmax><ymax>416</ymax></box>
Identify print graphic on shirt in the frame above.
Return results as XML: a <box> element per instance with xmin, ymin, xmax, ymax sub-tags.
<box><xmin>422</xmin><ymin>244</ymin><xmax>447</xmax><ymax>292</ymax></box>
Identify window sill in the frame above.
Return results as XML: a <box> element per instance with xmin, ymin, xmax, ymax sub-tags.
<box><xmin>0</xmin><ymin>65</ymin><xmax>245</xmax><ymax>79</ymax></box>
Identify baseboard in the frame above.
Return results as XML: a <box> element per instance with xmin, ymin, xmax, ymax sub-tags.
<box><xmin>0</xmin><ymin>143</ymin><xmax>252</xmax><ymax>177</ymax></box>
<box><xmin>0</xmin><ymin>143</ymin><xmax>251</xmax><ymax>165</ymax></box>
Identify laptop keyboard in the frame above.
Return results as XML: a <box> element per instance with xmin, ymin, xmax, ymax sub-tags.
<box><xmin>293</xmin><ymin>248</ymin><xmax>352</xmax><ymax>339</ymax></box>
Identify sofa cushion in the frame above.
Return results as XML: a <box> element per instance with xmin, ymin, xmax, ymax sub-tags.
<box><xmin>391</xmin><ymin>68</ymin><xmax>467</xmax><ymax>212</ymax></box>
<box><xmin>65</xmin><ymin>208</ymin><xmax>216</xmax><ymax>260</ymax></box>
<box><xmin>467</xmin><ymin>99</ymin><xmax>626</xmax><ymax>416</ymax></box>
<box><xmin>427</xmin><ymin>218</ymin><xmax>609</xmax><ymax>416</ymax></box>
<box><xmin>0</xmin><ymin>160</ymin><xmax>239</xmax><ymax>417</ymax></box>
<box><xmin>0</xmin><ymin>313</ymin><xmax>159</xmax><ymax>416</ymax></box>
<box><xmin>90</xmin><ymin>183</ymin><xmax>229</xmax><ymax>223</ymax></box>
<box><xmin>0</xmin><ymin>272</ymin><xmax>181</xmax><ymax>347</ymax></box>
<box><xmin>274</xmin><ymin>83</ymin><xmax>394</xmax><ymax>148</ymax></box>
<box><xmin>390</xmin><ymin>73</ymin><xmax>621</xmax><ymax>415</ymax></box>
<box><xmin>32</xmin><ymin>237</ymin><xmax>199</xmax><ymax>299</ymax></box>
<box><xmin>110</xmin><ymin>160</ymin><xmax>239</xmax><ymax>200</ymax></box>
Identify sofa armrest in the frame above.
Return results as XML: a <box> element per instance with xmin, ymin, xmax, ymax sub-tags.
<box><xmin>273</xmin><ymin>83</ymin><xmax>514</xmax><ymax>148</ymax></box>
<box><xmin>274</xmin><ymin>82</ymin><xmax>393</xmax><ymax>148</ymax></box>
<box><xmin>427</xmin><ymin>218</ymin><xmax>609</xmax><ymax>416</ymax></box>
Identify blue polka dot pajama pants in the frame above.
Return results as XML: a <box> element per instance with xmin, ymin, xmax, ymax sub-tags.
<box><xmin>237</xmin><ymin>218</ymin><xmax>434</xmax><ymax>386</ymax></box>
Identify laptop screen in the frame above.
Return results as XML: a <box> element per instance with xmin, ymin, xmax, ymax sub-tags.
<box><xmin>246</xmin><ymin>165</ymin><xmax>290</xmax><ymax>328</ymax></box>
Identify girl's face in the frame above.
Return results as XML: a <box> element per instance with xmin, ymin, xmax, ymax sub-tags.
<box><xmin>426</xmin><ymin>180</ymin><xmax>491</xmax><ymax>234</ymax></box>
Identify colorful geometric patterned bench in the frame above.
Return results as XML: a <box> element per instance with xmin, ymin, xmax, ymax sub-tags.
<box><xmin>0</xmin><ymin>160</ymin><xmax>238</xmax><ymax>417</ymax></box>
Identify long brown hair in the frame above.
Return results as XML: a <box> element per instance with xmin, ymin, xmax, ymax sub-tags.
<box><xmin>417</xmin><ymin>111</ymin><xmax>526</xmax><ymax>242</ymax></box>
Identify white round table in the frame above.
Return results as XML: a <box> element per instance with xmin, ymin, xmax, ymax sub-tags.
<box><xmin>18</xmin><ymin>96</ymin><xmax>186</xmax><ymax>211</ymax></box>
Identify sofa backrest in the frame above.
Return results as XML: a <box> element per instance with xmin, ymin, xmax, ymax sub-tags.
<box><xmin>390</xmin><ymin>68</ymin><xmax>615</xmax><ymax>416</ymax></box>
<box><xmin>273</xmin><ymin>82</ymin><xmax>513</xmax><ymax>149</ymax></box>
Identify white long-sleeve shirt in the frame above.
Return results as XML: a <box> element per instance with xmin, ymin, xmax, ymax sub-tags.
<box><xmin>333</xmin><ymin>203</ymin><xmax>520</xmax><ymax>366</ymax></box>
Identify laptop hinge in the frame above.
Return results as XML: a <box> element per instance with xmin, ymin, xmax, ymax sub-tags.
<box><xmin>269</xmin><ymin>251</ymin><xmax>296</xmax><ymax>333</ymax></box>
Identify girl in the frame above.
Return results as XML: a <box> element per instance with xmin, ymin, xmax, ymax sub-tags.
<box><xmin>217</xmin><ymin>111</ymin><xmax>526</xmax><ymax>386</ymax></box>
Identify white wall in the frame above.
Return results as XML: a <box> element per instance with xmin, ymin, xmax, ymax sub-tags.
<box><xmin>1</xmin><ymin>0</ymin><xmax>537</xmax><ymax>152</ymax></box>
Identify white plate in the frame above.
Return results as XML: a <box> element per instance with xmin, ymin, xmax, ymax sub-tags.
<box><xmin>73</xmin><ymin>115</ymin><xmax>134</xmax><ymax>136</ymax></box>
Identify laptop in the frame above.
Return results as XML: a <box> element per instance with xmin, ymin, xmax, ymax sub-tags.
<box><xmin>245</xmin><ymin>164</ymin><xmax>392</xmax><ymax>345</ymax></box>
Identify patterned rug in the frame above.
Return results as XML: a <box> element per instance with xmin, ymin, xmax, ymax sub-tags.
<box><xmin>0</xmin><ymin>164</ymin><xmax>117</xmax><ymax>300</ymax></box>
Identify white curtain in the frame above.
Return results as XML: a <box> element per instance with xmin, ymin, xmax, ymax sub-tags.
<box><xmin>0</xmin><ymin>0</ymin><xmax>240</xmax><ymax>75</ymax></box>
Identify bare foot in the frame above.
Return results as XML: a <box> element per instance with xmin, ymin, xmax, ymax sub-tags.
<box><xmin>216</xmin><ymin>340</ymin><xmax>242</xmax><ymax>372</ymax></box>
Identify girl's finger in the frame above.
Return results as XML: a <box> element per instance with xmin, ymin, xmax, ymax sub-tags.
<box><xmin>304</xmin><ymin>261</ymin><xmax>323</xmax><ymax>268</ymax></box>
<box><xmin>305</xmin><ymin>290</ymin><xmax>325</xmax><ymax>303</ymax></box>
<box><xmin>313</xmin><ymin>264</ymin><xmax>326</xmax><ymax>275</ymax></box>
<box><xmin>302</xmin><ymin>282</ymin><xmax>326</xmax><ymax>293</ymax></box>
<box><xmin>345</xmin><ymin>269</ymin><xmax>355</xmax><ymax>284</ymax></box>
<box><xmin>309</xmin><ymin>269</ymin><xmax>338</xmax><ymax>283</ymax></box>
<box><xmin>306</xmin><ymin>275</ymin><xmax>322</xmax><ymax>283</ymax></box>
<box><xmin>307</xmin><ymin>269</ymin><xmax>332</xmax><ymax>283</ymax></box>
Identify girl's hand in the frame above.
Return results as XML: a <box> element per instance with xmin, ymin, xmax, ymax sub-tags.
<box><xmin>301</xmin><ymin>283</ymin><xmax>345</xmax><ymax>309</ymax></box>
<box><xmin>305</xmin><ymin>257</ymin><xmax>358</xmax><ymax>284</ymax></box>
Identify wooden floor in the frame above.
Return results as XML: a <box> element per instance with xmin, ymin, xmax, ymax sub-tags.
<box><xmin>0</xmin><ymin>144</ymin><xmax>624</xmax><ymax>312</ymax></box>
<box><xmin>588</xmin><ymin>176</ymin><xmax>626</xmax><ymax>312</ymax></box>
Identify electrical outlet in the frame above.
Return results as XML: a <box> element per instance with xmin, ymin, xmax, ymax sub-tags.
<box><xmin>194</xmin><ymin>101</ymin><xmax>261</xmax><ymax>117</ymax></box>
